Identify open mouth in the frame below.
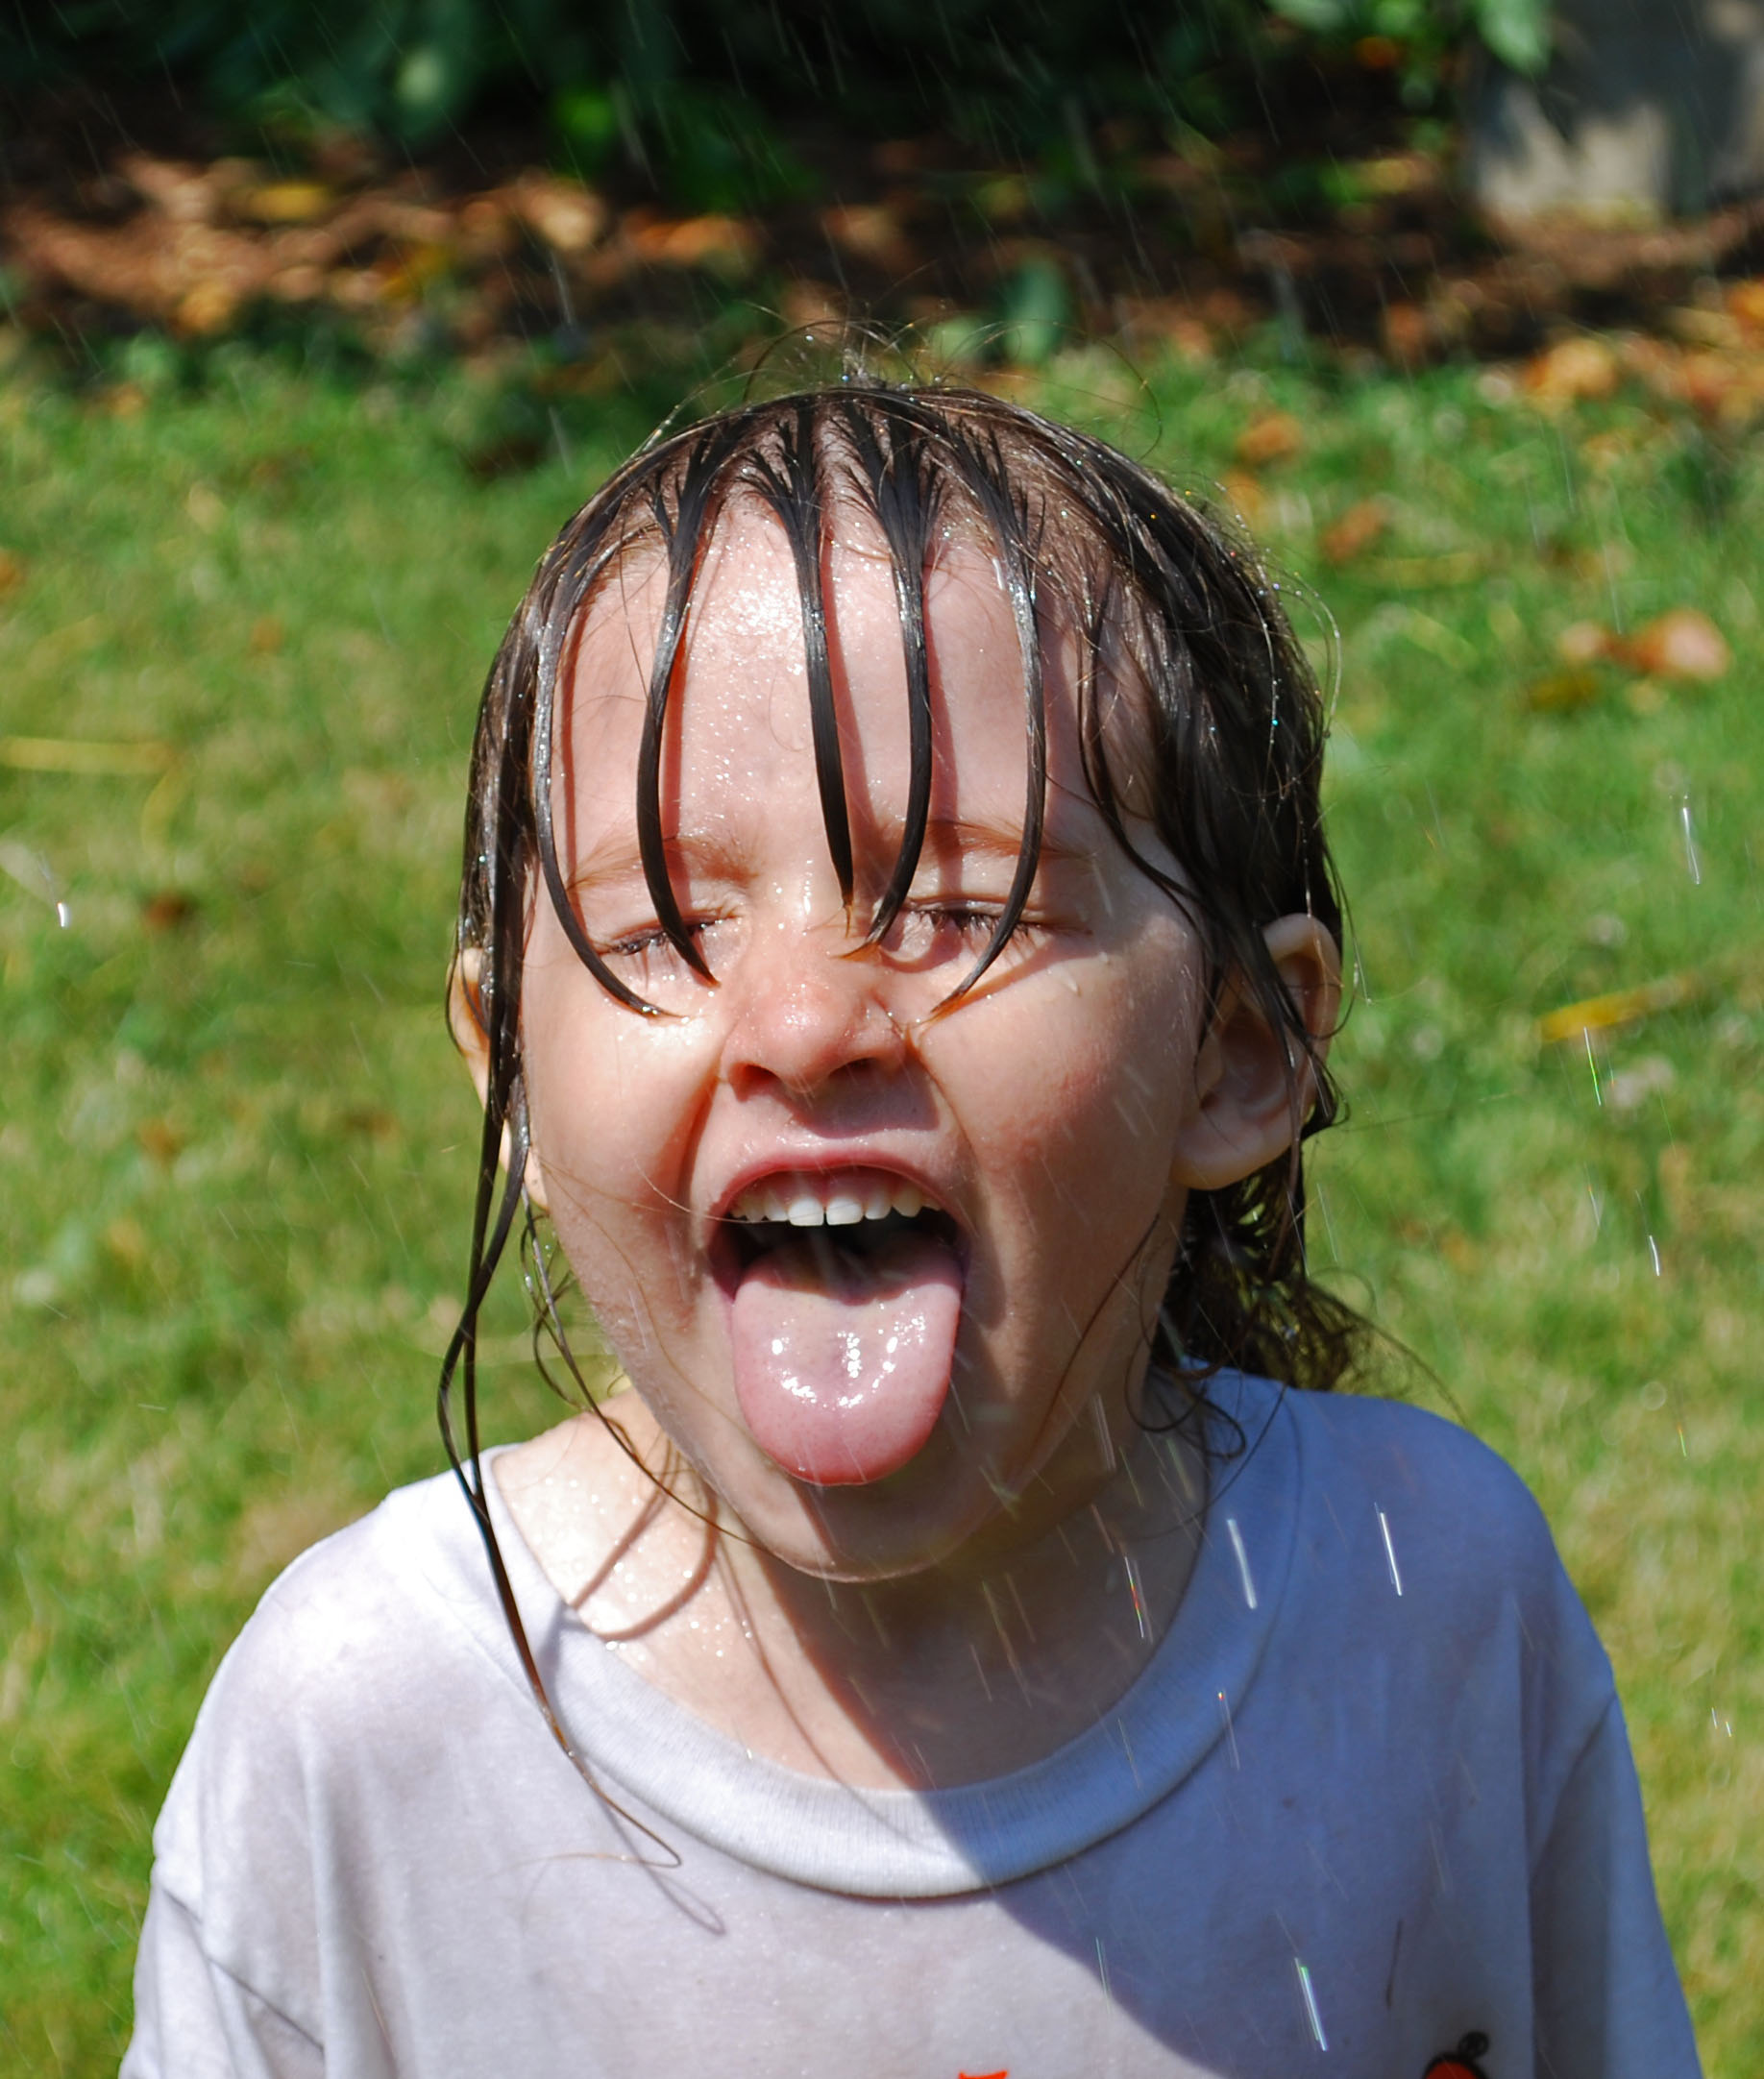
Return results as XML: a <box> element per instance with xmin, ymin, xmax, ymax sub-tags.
<box><xmin>713</xmin><ymin>1170</ymin><xmax>966</xmax><ymax>1488</ymax></box>
<box><xmin>723</xmin><ymin>1174</ymin><xmax>962</xmax><ymax>1272</ymax></box>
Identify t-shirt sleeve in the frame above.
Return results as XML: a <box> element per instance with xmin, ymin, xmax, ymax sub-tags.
<box><xmin>124</xmin><ymin>1882</ymin><xmax>325</xmax><ymax>2079</ymax></box>
<box><xmin>1530</xmin><ymin>1694</ymin><xmax>1703</xmax><ymax>2079</ymax></box>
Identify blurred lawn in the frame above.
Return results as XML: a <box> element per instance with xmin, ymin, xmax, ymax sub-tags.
<box><xmin>1</xmin><ymin>338</ymin><xmax>1759</xmax><ymax>2071</ymax></box>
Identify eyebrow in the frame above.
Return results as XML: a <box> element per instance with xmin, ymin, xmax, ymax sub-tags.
<box><xmin>566</xmin><ymin>813</ymin><xmax>1089</xmax><ymax>898</ymax></box>
<box><xmin>875</xmin><ymin>812</ymin><xmax>1090</xmax><ymax>870</ymax></box>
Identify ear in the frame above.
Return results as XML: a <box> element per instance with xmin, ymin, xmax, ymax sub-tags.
<box><xmin>448</xmin><ymin>949</ymin><xmax>550</xmax><ymax>1212</ymax></box>
<box><xmin>1168</xmin><ymin>915</ymin><xmax>1341</xmax><ymax>1192</ymax></box>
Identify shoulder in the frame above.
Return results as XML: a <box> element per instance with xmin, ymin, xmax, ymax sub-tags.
<box><xmin>1287</xmin><ymin>1385</ymin><xmax>1554</xmax><ymax>1538</ymax></box>
<box><xmin>211</xmin><ymin>1470</ymin><xmax>477</xmax><ymax>1721</ymax></box>
<box><xmin>1265</xmin><ymin>1382</ymin><xmax>1618</xmax><ymax>1755</ymax></box>
<box><xmin>151</xmin><ymin>1469</ymin><xmax>508</xmax><ymax>1894</ymax></box>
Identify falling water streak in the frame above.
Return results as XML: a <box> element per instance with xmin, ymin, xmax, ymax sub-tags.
<box><xmin>1122</xmin><ymin>1553</ymin><xmax>1150</xmax><ymax>1642</ymax></box>
<box><xmin>1648</xmin><ymin>1235</ymin><xmax>1662</xmax><ymax>1278</ymax></box>
<box><xmin>1586</xmin><ymin>1178</ymin><xmax>1604</xmax><ymax>1233</ymax></box>
<box><xmin>1226</xmin><ymin>1516</ymin><xmax>1258</xmax><ymax>1610</ymax></box>
<box><xmin>1090</xmin><ymin>1394</ymin><xmax>1116</xmax><ymax>1473</ymax></box>
<box><xmin>56</xmin><ymin>901</ymin><xmax>70</xmax><ymax>929</ymax></box>
<box><xmin>980</xmin><ymin>1581</ymin><xmax>1029</xmax><ymax>1700</ymax></box>
<box><xmin>1216</xmin><ymin>1687</ymin><xmax>1240</xmax><ymax>1770</ymax></box>
<box><xmin>1115</xmin><ymin>1716</ymin><xmax>1142</xmax><ymax>1789</ymax></box>
<box><xmin>1294</xmin><ymin>1960</ymin><xmax>1329</xmax><ymax>2050</ymax></box>
<box><xmin>1584</xmin><ymin>1029</ymin><xmax>1603</xmax><ymax>1107</ymax></box>
<box><xmin>1680</xmin><ymin>800</ymin><xmax>1702</xmax><ymax>886</ymax></box>
<box><xmin>1094</xmin><ymin>1936</ymin><xmax>1114</xmax><ymax>2005</ymax></box>
<box><xmin>1312</xmin><ymin>1177</ymin><xmax>1340</xmax><ymax>1266</ymax></box>
<box><xmin>1377</xmin><ymin>1508</ymin><xmax>1404</xmax><ymax>1597</ymax></box>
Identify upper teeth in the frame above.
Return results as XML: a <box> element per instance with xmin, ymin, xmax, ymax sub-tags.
<box><xmin>728</xmin><ymin>1177</ymin><xmax>928</xmax><ymax>1227</ymax></box>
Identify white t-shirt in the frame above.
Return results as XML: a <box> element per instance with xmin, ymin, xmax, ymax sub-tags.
<box><xmin>123</xmin><ymin>1376</ymin><xmax>1701</xmax><ymax>2078</ymax></box>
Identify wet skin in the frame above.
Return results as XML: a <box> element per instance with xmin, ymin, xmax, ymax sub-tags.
<box><xmin>467</xmin><ymin>501</ymin><xmax>1338</xmax><ymax>1786</ymax></box>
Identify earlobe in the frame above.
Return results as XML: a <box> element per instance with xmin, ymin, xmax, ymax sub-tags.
<box><xmin>448</xmin><ymin>949</ymin><xmax>551</xmax><ymax>1212</ymax></box>
<box><xmin>1168</xmin><ymin>916</ymin><xmax>1341</xmax><ymax>1192</ymax></box>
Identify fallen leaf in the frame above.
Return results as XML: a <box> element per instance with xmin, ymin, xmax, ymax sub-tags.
<box><xmin>1234</xmin><ymin>410</ymin><xmax>1304</xmax><ymax>468</ymax></box>
<box><xmin>1619</xmin><ymin>607</ymin><xmax>1729</xmax><ymax>681</ymax></box>
<box><xmin>1525</xmin><ymin>668</ymin><xmax>1603</xmax><ymax>712</ymax></box>
<box><xmin>627</xmin><ymin>211</ymin><xmax>757</xmax><ymax>276</ymax></box>
<box><xmin>0</xmin><ymin>548</ymin><xmax>24</xmax><ymax>597</ymax></box>
<box><xmin>1537</xmin><ymin>972</ymin><xmax>1701</xmax><ymax>1046</ymax></box>
<box><xmin>1320</xmin><ymin>498</ymin><xmax>1387</xmax><ymax>565</ymax></box>
<box><xmin>821</xmin><ymin>203</ymin><xmax>914</xmax><ymax>273</ymax></box>
<box><xmin>511</xmin><ymin>176</ymin><xmax>607</xmax><ymax>256</ymax></box>
<box><xmin>236</xmin><ymin>181</ymin><xmax>334</xmax><ymax>227</ymax></box>
<box><xmin>1666</xmin><ymin>306</ymin><xmax>1741</xmax><ymax>349</ymax></box>
<box><xmin>140</xmin><ymin>889</ymin><xmax>198</xmax><ymax>931</ymax></box>
<box><xmin>1523</xmin><ymin>335</ymin><xmax>1619</xmax><ymax>406</ymax></box>
<box><xmin>1381</xmin><ymin>301</ymin><xmax>1433</xmax><ymax>368</ymax></box>
<box><xmin>176</xmin><ymin>280</ymin><xmax>238</xmax><ymax>335</ymax></box>
<box><xmin>1555</xmin><ymin>620</ymin><xmax>1611</xmax><ymax>666</ymax></box>
<box><xmin>136</xmin><ymin>1118</ymin><xmax>184</xmax><ymax>1164</ymax></box>
<box><xmin>1729</xmin><ymin>278</ymin><xmax>1764</xmax><ymax>332</ymax></box>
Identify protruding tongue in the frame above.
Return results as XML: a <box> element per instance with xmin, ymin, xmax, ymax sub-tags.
<box><xmin>730</xmin><ymin>1228</ymin><xmax>962</xmax><ymax>1486</ymax></box>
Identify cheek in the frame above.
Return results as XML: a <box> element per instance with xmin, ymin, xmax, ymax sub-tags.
<box><xmin>943</xmin><ymin>942</ymin><xmax>1204</xmax><ymax>1233</ymax></box>
<box><xmin>522</xmin><ymin>964</ymin><xmax>712</xmax><ymax>1274</ymax></box>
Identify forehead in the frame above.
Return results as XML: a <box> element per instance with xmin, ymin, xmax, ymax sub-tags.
<box><xmin>561</xmin><ymin>498</ymin><xmax>1107</xmax><ymax>854</ymax></box>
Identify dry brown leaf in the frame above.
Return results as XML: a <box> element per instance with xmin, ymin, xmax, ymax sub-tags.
<box><xmin>821</xmin><ymin>203</ymin><xmax>914</xmax><ymax>273</ymax></box>
<box><xmin>1234</xmin><ymin>411</ymin><xmax>1304</xmax><ymax>468</ymax></box>
<box><xmin>0</xmin><ymin>548</ymin><xmax>24</xmax><ymax>598</ymax></box>
<box><xmin>1381</xmin><ymin>301</ymin><xmax>1433</xmax><ymax>368</ymax></box>
<box><xmin>1320</xmin><ymin>498</ymin><xmax>1387</xmax><ymax>565</ymax></box>
<box><xmin>1619</xmin><ymin>607</ymin><xmax>1730</xmax><ymax>681</ymax></box>
<box><xmin>1523</xmin><ymin>335</ymin><xmax>1620</xmax><ymax>406</ymax></box>
<box><xmin>510</xmin><ymin>176</ymin><xmax>606</xmax><ymax>256</ymax></box>
<box><xmin>627</xmin><ymin>211</ymin><xmax>758</xmax><ymax>276</ymax></box>
<box><xmin>1525</xmin><ymin>668</ymin><xmax>1603</xmax><ymax>713</ymax></box>
<box><xmin>1555</xmin><ymin>620</ymin><xmax>1612</xmax><ymax>666</ymax></box>
<box><xmin>140</xmin><ymin>889</ymin><xmax>198</xmax><ymax>932</ymax></box>
<box><xmin>235</xmin><ymin>181</ymin><xmax>334</xmax><ymax>227</ymax></box>
<box><xmin>1728</xmin><ymin>278</ymin><xmax>1764</xmax><ymax>332</ymax></box>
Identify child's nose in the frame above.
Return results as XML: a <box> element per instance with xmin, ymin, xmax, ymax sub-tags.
<box><xmin>718</xmin><ymin>922</ymin><xmax>908</xmax><ymax>1098</ymax></box>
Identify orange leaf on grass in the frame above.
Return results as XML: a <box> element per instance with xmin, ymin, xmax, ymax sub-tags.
<box><xmin>1619</xmin><ymin>607</ymin><xmax>1730</xmax><ymax>682</ymax></box>
<box><xmin>1321</xmin><ymin>498</ymin><xmax>1387</xmax><ymax>565</ymax></box>
<box><xmin>1522</xmin><ymin>336</ymin><xmax>1619</xmax><ymax>407</ymax></box>
<box><xmin>1234</xmin><ymin>411</ymin><xmax>1304</xmax><ymax>468</ymax></box>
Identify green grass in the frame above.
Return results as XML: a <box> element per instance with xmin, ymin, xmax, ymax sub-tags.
<box><xmin>2</xmin><ymin>336</ymin><xmax>1759</xmax><ymax>2070</ymax></box>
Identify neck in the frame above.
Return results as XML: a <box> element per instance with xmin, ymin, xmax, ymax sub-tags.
<box><xmin>495</xmin><ymin>1390</ymin><xmax>1210</xmax><ymax>1791</ymax></box>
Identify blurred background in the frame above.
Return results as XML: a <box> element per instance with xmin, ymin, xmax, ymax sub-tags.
<box><xmin>2</xmin><ymin>1</ymin><xmax>1762</xmax><ymax>2067</ymax></box>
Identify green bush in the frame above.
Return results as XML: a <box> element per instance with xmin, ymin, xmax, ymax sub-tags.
<box><xmin>4</xmin><ymin>0</ymin><xmax>1547</xmax><ymax>192</ymax></box>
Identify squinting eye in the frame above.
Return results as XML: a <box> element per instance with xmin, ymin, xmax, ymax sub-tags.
<box><xmin>880</xmin><ymin>905</ymin><xmax>1036</xmax><ymax>964</ymax></box>
<box><xmin>596</xmin><ymin>917</ymin><xmax>726</xmax><ymax>979</ymax></box>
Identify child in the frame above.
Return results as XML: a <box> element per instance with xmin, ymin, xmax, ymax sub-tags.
<box><xmin>124</xmin><ymin>384</ymin><xmax>1700</xmax><ymax>2079</ymax></box>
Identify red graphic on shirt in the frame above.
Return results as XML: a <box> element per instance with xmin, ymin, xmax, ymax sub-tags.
<box><xmin>957</xmin><ymin>2069</ymin><xmax>1008</xmax><ymax>2077</ymax></box>
<box><xmin>1423</xmin><ymin>2031</ymin><xmax>1490</xmax><ymax>2078</ymax></box>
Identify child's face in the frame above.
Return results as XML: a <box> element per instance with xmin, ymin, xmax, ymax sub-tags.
<box><xmin>515</xmin><ymin>501</ymin><xmax>1246</xmax><ymax>1582</ymax></box>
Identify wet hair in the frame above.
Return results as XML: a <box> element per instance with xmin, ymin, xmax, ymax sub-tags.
<box><xmin>440</xmin><ymin>382</ymin><xmax>1365</xmax><ymax>1718</ymax></box>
